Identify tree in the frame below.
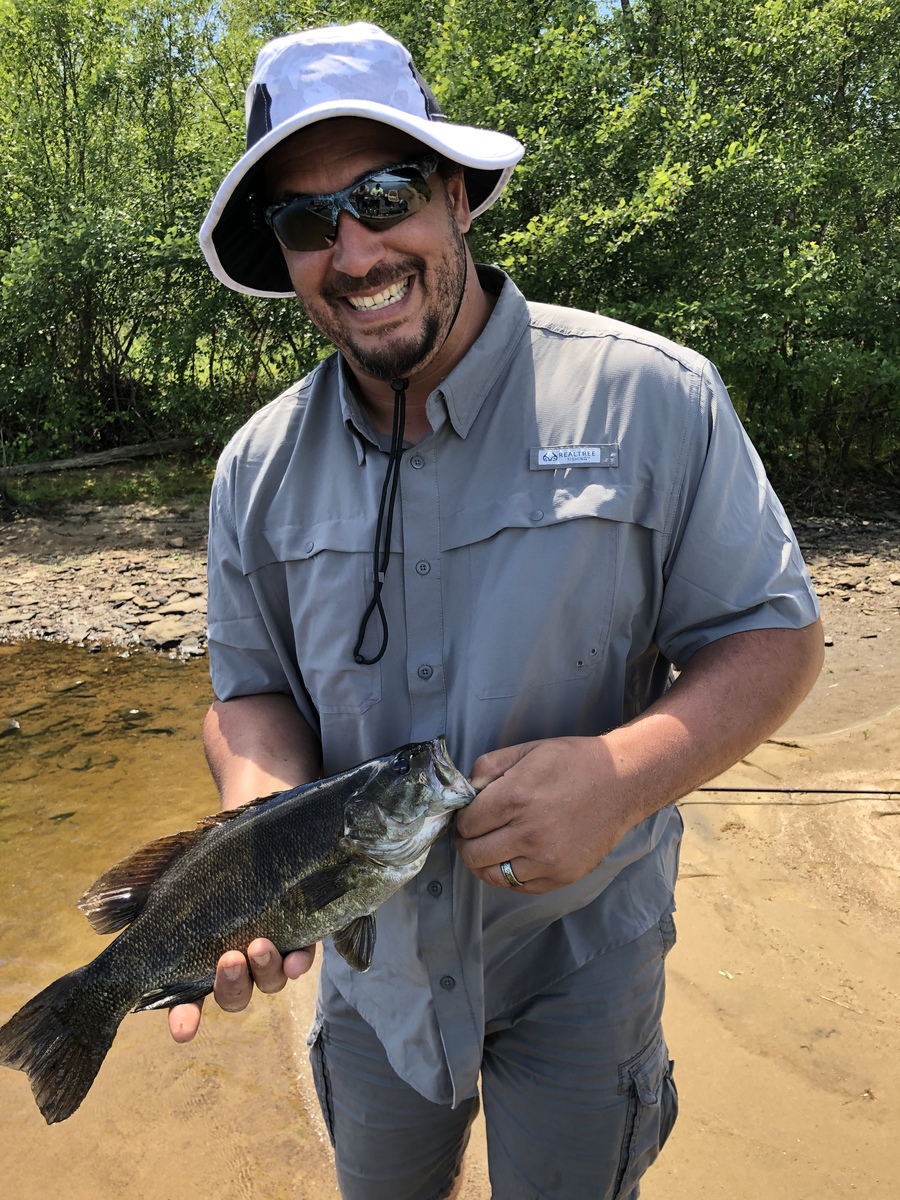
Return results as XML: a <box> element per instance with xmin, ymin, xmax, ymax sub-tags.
<box><xmin>0</xmin><ymin>0</ymin><xmax>897</xmax><ymax>486</ymax></box>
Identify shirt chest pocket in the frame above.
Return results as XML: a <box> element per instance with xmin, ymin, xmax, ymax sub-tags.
<box><xmin>256</xmin><ymin>521</ymin><xmax>383</xmax><ymax>715</ymax></box>
<box><xmin>450</xmin><ymin>484</ymin><xmax>661</xmax><ymax>700</ymax></box>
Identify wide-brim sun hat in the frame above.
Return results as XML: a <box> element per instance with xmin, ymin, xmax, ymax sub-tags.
<box><xmin>200</xmin><ymin>22</ymin><xmax>525</xmax><ymax>297</ymax></box>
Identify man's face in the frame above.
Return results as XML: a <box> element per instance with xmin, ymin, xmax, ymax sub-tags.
<box><xmin>264</xmin><ymin>118</ymin><xmax>471</xmax><ymax>383</ymax></box>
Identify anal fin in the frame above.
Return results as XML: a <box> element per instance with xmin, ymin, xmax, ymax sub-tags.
<box><xmin>133</xmin><ymin>976</ymin><xmax>215</xmax><ymax>1012</ymax></box>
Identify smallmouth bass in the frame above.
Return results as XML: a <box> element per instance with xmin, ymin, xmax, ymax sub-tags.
<box><xmin>0</xmin><ymin>736</ymin><xmax>474</xmax><ymax>1124</ymax></box>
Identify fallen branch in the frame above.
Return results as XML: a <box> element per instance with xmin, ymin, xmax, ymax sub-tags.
<box><xmin>5</xmin><ymin>437</ymin><xmax>199</xmax><ymax>477</ymax></box>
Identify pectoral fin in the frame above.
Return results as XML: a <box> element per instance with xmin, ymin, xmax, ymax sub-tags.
<box><xmin>286</xmin><ymin>863</ymin><xmax>351</xmax><ymax>913</ymax></box>
<box><xmin>332</xmin><ymin>915</ymin><xmax>376</xmax><ymax>972</ymax></box>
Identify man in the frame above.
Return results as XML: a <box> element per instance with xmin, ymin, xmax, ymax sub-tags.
<box><xmin>183</xmin><ymin>22</ymin><xmax>823</xmax><ymax>1200</ymax></box>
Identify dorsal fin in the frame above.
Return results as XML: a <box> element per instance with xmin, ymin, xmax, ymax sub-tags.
<box><xmin>76</xmin><ymin>791</ymin><xmax>283</xmax><ymax>935</ymax></box>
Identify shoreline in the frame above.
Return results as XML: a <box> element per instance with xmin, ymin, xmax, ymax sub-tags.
<box><xmin>1</xmin><ymin>499</ymin><xmax>899</xmax><ymax>1197</ymax></box>
<box><xmin>2</xmin><ymin>500</ymin><xmax>898</xmax><ymax>719</ymax></box>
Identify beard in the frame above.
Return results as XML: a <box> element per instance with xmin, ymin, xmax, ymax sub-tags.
<box><xmin>297</xmin><ymin>208</ymin><xmax>468</xmax><ymax>382</ymax></box>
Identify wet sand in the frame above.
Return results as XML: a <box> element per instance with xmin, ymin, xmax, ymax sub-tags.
<box><xmin>1</xmin><ymin>505</ymin><xmax>899</xmax><ymax>1198</ymax></box>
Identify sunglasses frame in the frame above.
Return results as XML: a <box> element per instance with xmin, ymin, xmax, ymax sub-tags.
<box><xmin>264</xmin><ymin>153</ymin><xmax>440</xmax><ymax>252</ymax></box>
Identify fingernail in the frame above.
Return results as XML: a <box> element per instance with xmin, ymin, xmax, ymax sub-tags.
<box><xmin>224</xmin><ymin>964</ymin><xmax>241</xmax><ymax>981</ymax></box>
<box><xmin>252</xmin><ymin>951</ymin><xmax>271</xmax><ymax>969</ymax></box>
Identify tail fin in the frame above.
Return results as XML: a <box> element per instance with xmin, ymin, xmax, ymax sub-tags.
<box><xmin>0</xmin><ymin>967</ymin><xmax>121</xmax><ymax>1124</ymax></box>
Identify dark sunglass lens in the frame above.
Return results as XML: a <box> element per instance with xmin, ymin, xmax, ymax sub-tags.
<box><xmin>271</xmin><ymin>202</ymin><xmax>336</xmax><ymax>252</ymax></box>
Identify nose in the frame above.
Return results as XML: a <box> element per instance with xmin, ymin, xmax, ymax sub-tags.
<box><xmin>329</xmin><ymin>210</ymin><xmax>386</xmax><ymax>278</ymax></box>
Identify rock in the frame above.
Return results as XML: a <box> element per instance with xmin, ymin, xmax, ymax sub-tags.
<box><xmin>119</xmin><ymin>708</ymin><xmax>152</xmax><ymax>724</ymax></box>
<box><xmin>156</xmin><ymin>596</ymin><xmax>206</xmax><ymax>616</ymax></box>
<box><xmin>0</xmin><ymin>609</ymin><xmax>37</xmax><ymax>623</ymax></box>
<box><xmin>166</xmin><ymin>536</ymin><xmax>185</xmax><ymax>548</ymax></box>
<box><xmin>49</xmin><ymin>678</ymin><xmax>87</xmax><ymax>693</ymax></box>
<box><xmin>0</xmin><ymin>719</ymin><xmax>21</xmax><ymax>737</ymax></box>
<box><xmin>141</xmin><ymin>615</ymin><xmax>204</xmax><ymax>648</ymax></box>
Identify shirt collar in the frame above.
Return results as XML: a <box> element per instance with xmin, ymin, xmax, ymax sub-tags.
<box><xmin>336</xmin><ymin>266</ymin><xmax>530</xmax><ymax>460</ymax></box>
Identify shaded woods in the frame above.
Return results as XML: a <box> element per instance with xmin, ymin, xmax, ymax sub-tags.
<box><xmin>1</xmin><ymin>0</ymin><xmax>898</xmax><ymax>494</ymax></box>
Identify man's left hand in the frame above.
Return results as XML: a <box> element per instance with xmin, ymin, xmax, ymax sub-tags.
<box><xmin>454</xmin><ymin>736</ymin><xmax>635</xmax><ymax>894</ymax></box>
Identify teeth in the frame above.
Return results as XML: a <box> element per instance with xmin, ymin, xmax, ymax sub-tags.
<box><xmin>347</xmin><ymin>278</ymin><xmax>409</xmax><ymax>311</ymax></box>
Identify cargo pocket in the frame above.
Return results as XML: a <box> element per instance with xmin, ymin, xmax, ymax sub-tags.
<box><xmin>658</xmin><ymin>910</ymin><xmax>677</xmax><ymax>959</ymax></box>
<box><xmin>613</xmin><ymin>1026</ymin><xmax>678</xmax><ymax>1200</ymax></box>
<box><xmin>307</xmin><ymin>1009</ymin><xmax>337</xmax><ymax>1148</ymax></box>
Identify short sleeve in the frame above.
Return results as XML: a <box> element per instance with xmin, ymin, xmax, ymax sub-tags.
<box><xmin>655</xmin><ymin>361</ymin><xmax>819</xmax><ymax>667</ymax></box>
<box><xmin>206</xmin><ymin>461</ymin><xmax>298</xmax><ymax>704</ymax></box>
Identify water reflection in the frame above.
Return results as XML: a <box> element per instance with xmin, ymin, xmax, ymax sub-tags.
<box><xmin>0</xmin><ymin>642</ymin><xmax>335</xmax><ymax>1200</ymax></box>
<box><xmin>0</xmin><ymin>641</ymin><xmax>218</xmax><ymax>1055</ymax></box>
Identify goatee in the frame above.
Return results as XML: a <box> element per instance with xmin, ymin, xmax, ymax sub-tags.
<box><xmin>302</xmin><ymin>217</ymin><xmax>468</xmax><ymax>382</ymax></box>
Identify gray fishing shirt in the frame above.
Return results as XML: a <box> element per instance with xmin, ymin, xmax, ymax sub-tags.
<box><xmin>207</xmin><ymin>267</ymin><xmax>819</xmax><ymax>1106</ymax></box>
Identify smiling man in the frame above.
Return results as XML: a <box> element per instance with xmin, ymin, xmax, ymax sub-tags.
<box><xmin>190</xmin><ymin>22</ymin><xmax>823</xmax><ymax>1200</ymax></box>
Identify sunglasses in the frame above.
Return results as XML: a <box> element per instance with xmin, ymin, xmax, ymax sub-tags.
<box><xmin>264</xmin><ymin>153</ymin><xmax>440</xmax><ymax>252</ymax></box>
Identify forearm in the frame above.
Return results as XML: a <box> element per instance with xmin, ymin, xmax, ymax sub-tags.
<box><xmin>203</xmin><ymin>693</ymin><xmax>322</xmax><ymax>809</ymax></box>
<box><xmin>603</xmin><ymin>619</ymin><xmax>825</xmax><ymax>826</ymax></box>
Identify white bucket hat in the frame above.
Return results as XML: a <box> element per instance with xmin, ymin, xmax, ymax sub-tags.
<box><xmin>199</xmin><ymin>22</ymin><xmax>525</xmax><ymax>297</ymax></box>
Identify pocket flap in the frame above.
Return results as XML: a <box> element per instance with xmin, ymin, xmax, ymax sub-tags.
<box><xmin>441</xmin><ymin>481</ymin><xmax>667</xmax><ymax>551</ymax></box>
<box><xmin>618</xmin><ymin>1026</ymin><xmax>666</xmax><ymax>1106</ymax></box>
<box><xmin>239</xmin><ymin>516</ymin><xmax>375</xmax><ymax>573</ymax></box>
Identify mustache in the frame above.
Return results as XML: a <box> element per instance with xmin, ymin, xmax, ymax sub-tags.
<box><xmin>323</xmin><ymin>257</ymin><xmax>426</xmax><ymax>302</ymax></box>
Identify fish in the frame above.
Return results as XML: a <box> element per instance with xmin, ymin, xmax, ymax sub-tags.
<box><xmin>0</xmin><ymin>735</ymin><xmax>474</xmax><ymax>1124</ymax></box>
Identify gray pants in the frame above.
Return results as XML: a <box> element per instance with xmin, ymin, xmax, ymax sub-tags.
<box><xmin>309</xmin><ymin>915</ymin><xmax>677</xmax><ymax>1200</ymax></box>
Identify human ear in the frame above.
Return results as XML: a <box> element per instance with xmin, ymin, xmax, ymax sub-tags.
<box><xmin>445</xmin><ymin>170</ymin><xmax>472</xmax><ymax>235</ymax></box>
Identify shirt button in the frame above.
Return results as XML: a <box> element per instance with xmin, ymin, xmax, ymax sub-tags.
<box><xmin>417</xmin><ymin>664</ymin><xmax>434</xmax><ymax>680</ymax></box>
<box><xmin>427</xmin><ymin>880</ymin><xmax>443</xmax><ymax>897</ymax></box>
<box><xmin>529</xmin><ymin>510</ymin><xmax>544</xmax><ymax>522</ymax></box>
<box><xmin>304</xmin><ymin>541</ymin><xmax>315</xmax><ymax>553</ymax></box>
<box><xmin>410</xmin><ymin>454</ymin><xmax>425</xmax><ymax>469</ymax></box>
<box><xmin>439</xmin><ymin>976</ymin><xmax>455</xmax><ymax>990</ymax></box>
<box><xmin>415</xmin><ymin>560</ymin><xmax>431</xmax><ymax>575</ymax></box>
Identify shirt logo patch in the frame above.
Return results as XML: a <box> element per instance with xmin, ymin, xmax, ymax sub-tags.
<box><xmin>530</xmin><ymin>444</ymin><xmax>619</xmax><ymax>470</ymax></box>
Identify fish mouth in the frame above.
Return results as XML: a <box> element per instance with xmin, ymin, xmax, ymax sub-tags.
<box><xmin>430</xmin><ymin>736</ymin><xmax>476</xmax><ymax>808</ymax></box>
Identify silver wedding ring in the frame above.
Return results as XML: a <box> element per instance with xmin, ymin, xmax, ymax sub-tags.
<box><xmin>499</xmin><ymin>860</ymin><xmax>523</xmax><ymax>888</ymax></box>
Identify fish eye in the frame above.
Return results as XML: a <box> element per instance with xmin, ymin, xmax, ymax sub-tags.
<box><xmin>391</xmin><ymin>756</ymin><xmax>410</xmax><ymax>775</ymax></box>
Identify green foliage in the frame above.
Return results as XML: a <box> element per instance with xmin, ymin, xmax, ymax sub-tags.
<box><xmin>0</xmin><ymin>0</ymin><xmax>898</xmax><ymax>487</ymax></box>
<box><xmin>4</xmin><ymin>454</ymin><xmax>215</xmax><ymax>508</ymax></box>
<box><xmin>468</xmin><ymin>0</ymin><xmax>900</xmax><ymax>484</ymax></box>
<box><xmin>0</xmin><ymin>0</ymin><xmax>324</xmax><ymax>461</ymax></box>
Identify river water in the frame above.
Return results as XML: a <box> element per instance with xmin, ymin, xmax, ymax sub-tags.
<box><xmin>0</xmin><ymin>641</ymin><xmax>338</xmax><ymax>1199</ymax></box>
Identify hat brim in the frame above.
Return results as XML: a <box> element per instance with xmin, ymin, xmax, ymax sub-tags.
<box><xmin>199</xmin><ymin>100</ymin><xmax>524</xmax><ymax>297</ymax></box>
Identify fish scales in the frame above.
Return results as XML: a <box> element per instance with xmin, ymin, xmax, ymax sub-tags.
<box><xmin>0</xmin><ymin>737</ymin><xmax>474</xmax><ymax>1124</ymax></box>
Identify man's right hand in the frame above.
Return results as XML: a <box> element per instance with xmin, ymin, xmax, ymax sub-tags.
<box><xmin>168</xmin><ymin>939</ymin><xmax>317</xmax><ymax>1042</ymax></box>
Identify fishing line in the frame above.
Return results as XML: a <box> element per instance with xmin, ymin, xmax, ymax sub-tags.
<box><xmin>684</xmin><ymin>786</ymin><xmax>900</xmax><ymax>808</ymax></box>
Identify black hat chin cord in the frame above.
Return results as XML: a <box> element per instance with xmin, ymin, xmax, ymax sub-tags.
<box><xmin>352</xmin><ymin>256</ymin><xmax>469</xmax><ymax>666</ymax></box>
<box><xmin>353</xmin><ymin>377</ymin><xmax>407</xmax><ymax>665</ymax></box>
